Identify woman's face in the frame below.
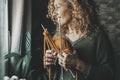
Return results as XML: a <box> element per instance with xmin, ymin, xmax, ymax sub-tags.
<box><xmin>54</xmin><ymin>0</ymin><xmax>72</xmax><ymax>26</ymax></box>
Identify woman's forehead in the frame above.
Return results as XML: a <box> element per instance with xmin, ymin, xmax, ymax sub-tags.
<box><xmin>54</xmin><ymin>0</ymin><xmax>66</xmax><ymax>4</ymax></box>
<box><xmin>54</xmin><ymin>0</ymin><xmax>66</xmax><ymax>6</ymax></box>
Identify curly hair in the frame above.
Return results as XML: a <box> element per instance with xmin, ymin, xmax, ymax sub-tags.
<box><xmin>47</xmin><ymin>0</ymin><xmax>100</xmax><ymax>34</ymax></box>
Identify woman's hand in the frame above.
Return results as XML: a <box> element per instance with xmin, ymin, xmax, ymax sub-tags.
<box><xmin>43</xmin><ymin>50</ymin><xmax>57</xmax><ymax>68</ymax></box>
<box><xmin>57</xmin><ymin>51</ymin><xmax>77</xmax><ymax>68</ymax></box>
<box><xmin>57</xmin><ymin>51</ymin><xmax>91</xmax><ymax>74</ymax></box>
<box><xmin>57</xmin><ymin>52</ymin><xmax>69</xmax><ymax>67</ymax></box>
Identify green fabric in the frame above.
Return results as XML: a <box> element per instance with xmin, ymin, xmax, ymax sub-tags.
<box><xmin>51</xmin><ymin>30</ymin><xmax>114</xmax><ymax>80</ymax></box>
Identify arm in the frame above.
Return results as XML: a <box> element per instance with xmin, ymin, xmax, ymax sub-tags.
<box><xmin>85</xmin><ymin>31</ymin><xmax>115</xmax><ymax>80</ymax></box>
<box><xmin>57</xmin><ymin>31</ymin><xmax>115</xmax><ymax>80</ymax></box>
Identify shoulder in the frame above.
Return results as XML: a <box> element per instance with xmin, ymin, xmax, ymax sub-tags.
<box><xmin>88</xmin><ymin>29</ymin><xmax>112</xmax><ymax>49</ymax></box>
<box><xmin>87</xmin><ymin>29</ymin><xmax>108</xmax><ymax>40</ymax></box>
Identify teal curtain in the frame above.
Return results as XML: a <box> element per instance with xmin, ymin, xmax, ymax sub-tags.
<box><xmin>0</xmin><ymin>0</ymin><xmax>31</xmax><ymax>79</ymax></box>
<box><xmin>0</xmin><ymin>0</ymin><xmax>9</xmax><ymax>79</ymax></box>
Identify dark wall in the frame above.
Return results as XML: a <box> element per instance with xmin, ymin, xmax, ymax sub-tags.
<box><xmin>32</xmin><ymin>0</ymin><xmax>120</xmax><ymax>80</ymax></box>
<box><xmin>95</xmin><ymin>0</ymin><xmax>120</xmax><ymax>80</ymax></box>
<box><xmin>31</xmin><ymin>0</ymin><xmax>48</xmax><ymax>76</ymax></box>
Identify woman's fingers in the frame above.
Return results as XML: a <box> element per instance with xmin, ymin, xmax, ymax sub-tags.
<box><xmin>58</xmin><ymin>59</ymin><xmax>66</xmax><ymax>67</ymax></box>
<box><xmin>57</xmin><ymin>52</ymin><xmax>68</xmax><ymax>67</ymax></box>
<box><xmin>44</xmin><ymin>50</ymin><xmax>57</xmax><ymax>67</ymax></box>
<box><xmin>44</xmin><ymin>58</ymin><xmax>55</xmax><ymax>65</ymax></box>
<box><xmin>45</xmin><ymin>53</ymin><xmax>55</xmax><ymax>58</ymax></box>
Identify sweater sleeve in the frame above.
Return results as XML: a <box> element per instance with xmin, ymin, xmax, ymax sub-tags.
<box><xmin>86</xmin><ymin>31</ymin><xmax>115</xmax><ymax>80</ymax></box>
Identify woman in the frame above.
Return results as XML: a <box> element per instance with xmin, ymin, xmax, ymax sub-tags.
<box><xmin>43</xmin><ymin>0</ymin><xmax>114</xmax><ymax>80</ymax></box>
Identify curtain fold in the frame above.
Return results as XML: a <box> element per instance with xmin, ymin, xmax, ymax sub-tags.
<box><xmin>0</xmin><ymin>0</ymin><xmax>9</xmax><ymax>79</ymax></box>
<box><xmin>10</xmin><ymin>0</ymin><xmax>31</xmax><ymax>55</ymax></box>
<box><xmin>9</xmin><ymin>0</ymin><xmax>25</xmax><ymax>74</ymax></box>
<box><xmin>10</xmin><ymin>0</ymin><xmax>31</xmax><ymax>74</ymax></box>
<box><xmin>0</xmin><ymin>0</ymin><xmax>31</xmax><ymax>78</ymax></box>
<box><xmin>24</xmin><ymin>0</ymin><xmax>31</xmax><ymax>54</ymax></box>
<box><xmin>10</xmin><ymin>0</ymin><xmax>24</xmax><ymax>54</ymax></box>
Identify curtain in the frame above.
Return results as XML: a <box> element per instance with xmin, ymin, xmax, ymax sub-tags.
<box><xmin>0</xmin><ymin>0</ymin><xmax>31</xmax><ymax>79</ymax></box>
<box><xmin>10</xmin><ymin>0</ymin><xmax>24</xmax><ymax>54</ymax></box>
<box><xmin>10</xmin><ymin>0</ymin><xmax>31</xmax><ymax>54</ymax></box>
<box><xmin>10</xmin><ymin>0</ymin><xmax>31</xmax><ymax>72</ymax></box>
<box><xmin>0</xmin><ymin>0</ymin><xmax>9</xmax><ymax>79</ymax></box>
<box><xmin>24</xmin><ymin>0</ymin><xmax>31</xmax><ymax>55</ymax></box>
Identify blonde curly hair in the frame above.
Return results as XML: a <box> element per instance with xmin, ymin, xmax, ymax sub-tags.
<box><xmin>47</xmin><ymin>0</ymin><xmax>99</xmax><ymax>34</ymax></box>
